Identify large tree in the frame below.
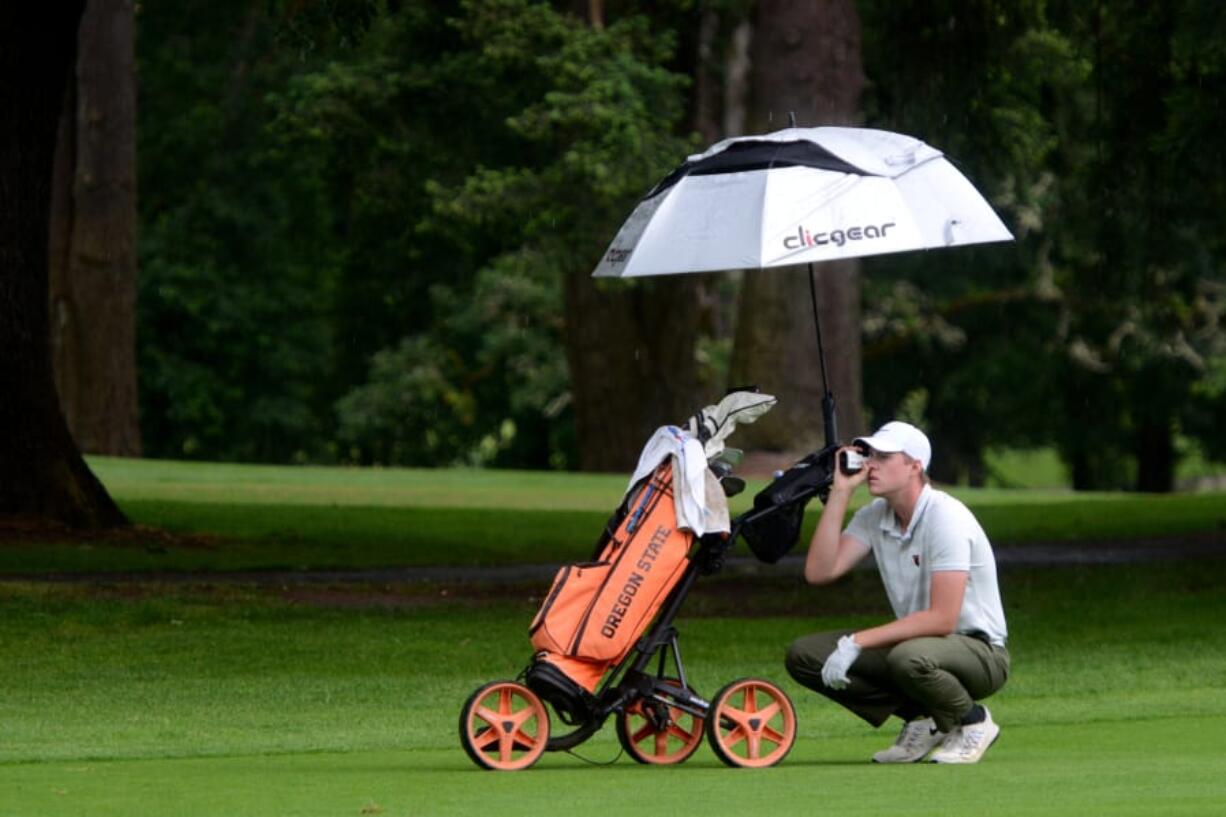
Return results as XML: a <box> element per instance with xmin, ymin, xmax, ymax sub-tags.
<box><xmin>49</xmin><ymin>0</ymin><xmax>142</xmax><ymax>458</ymax></box>
<box><xmin>855</xmin><ymin>0</ymin><xmax>1072</xmax><ymax>485</ymax></box>
<box><xmin>562</xmin><ymin>1</ymin><xmax>711</xmax><ymax>471</ymax></box>
<box><xmin>1051</xmin><ymin>0</ymin><xmax>1223</xmax><ymax>492</ymax></box>
<box><xmin>727</xmin><ymin>0</ymin><xmax>866</xmax><ymax>453</ymax></box>
<box><xmin>287</xmin><ymin>2</ymin><xmax>698</xmax><ymax>472</ymax></box>
<box><xmin>136</xmin><ymin>0</ymin><xmax>341</xmax><ymax>464</ymax></box>
<box><xmin>854</xmin><ymin>0</ymin><xmax>1225</xmax><ymax>491</ymax></box>
<box><xmin>0</xmin><ymin>2</ymin><xmax>127</xmax><ymax>527</ymax></box>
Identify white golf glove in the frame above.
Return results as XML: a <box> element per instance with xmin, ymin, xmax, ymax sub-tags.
<box><xmin>821</xmin><ymin>634</ymin><xmax>862</xmax><ymax>690</ymax></box>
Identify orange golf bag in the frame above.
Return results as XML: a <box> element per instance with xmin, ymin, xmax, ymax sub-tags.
<box><xmin>527</xmin><ymin>462</ymin><xmax>692</xmax><ymax>698</ymax></box>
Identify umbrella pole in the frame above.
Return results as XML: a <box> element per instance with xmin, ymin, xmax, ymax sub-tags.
<box><xmin>807</xmin><ymin>263</ymin><xmax>839</xmax><ymax>448</ymax></box>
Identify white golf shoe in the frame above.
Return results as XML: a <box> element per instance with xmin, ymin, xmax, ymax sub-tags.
<box><xmin>871</xmin><ymin>717</ymin><xmax>946</xmax><ymax>763</ymax></box>
<box><xmin>929</xmin><ymin>707</ymin><xmax>1000</xmax><ymax>764</ymax></box>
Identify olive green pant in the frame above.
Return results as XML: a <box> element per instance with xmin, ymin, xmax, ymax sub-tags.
<box><xmin>785</xmin><ymin>630</ymin><xmax>1010</xmax><ymax>733</ymax></box>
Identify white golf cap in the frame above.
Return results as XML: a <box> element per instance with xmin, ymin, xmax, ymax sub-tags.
<box><xmin>854</xmin><ymin>421</ymin><xmax>932</xmax><ymax>471</ymax></box>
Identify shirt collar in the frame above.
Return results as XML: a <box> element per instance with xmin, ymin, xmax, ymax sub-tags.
<box><xmin>879</xmin><ymin>484</ymin><xmax>933</xmax><ymax>543</ymax></box>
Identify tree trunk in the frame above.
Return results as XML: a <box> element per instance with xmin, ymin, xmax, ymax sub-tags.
<box><xmin>564</xmin><ymin>275</ymin><xmax>707</xmax><ymax>472</ymax></box>
<box><xmin>728</xmin><ymin>0</ymin><xmax>865</xmax><ymax>452</ymax></box>
<box><xmin>49</xmin><ymin>0</ymin><xmax>142</xmax><ymax>457</ymax></box>
<box><xmin>0</xmin><ymin>1</ymin><xmax>127</xmax><ymax>528</ymax></box>
<box><xmin>723</xmin><ymin>20</ymin><xmax>753</xmax><ymax>137</ymax></box>
<box><xmin>692</xmin><ymin>3</ymin><xmax>722</xmax><ymax>145</ymax></box>
<box><xmin>1135</xmin><ymin>420</ymin><xmax>1174</xmax><ymax>493</ymax></box>
<box><xmin>1135</xmin><ymin>406</ymin><xmax>1175</xmax><ymax>493</ymax></box>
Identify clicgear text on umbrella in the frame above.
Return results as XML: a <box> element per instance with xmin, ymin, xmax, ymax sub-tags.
<box><xmin>783</xmin><ymin>221</ymin><xmax>897</xmax><ymax>250</ymax></box>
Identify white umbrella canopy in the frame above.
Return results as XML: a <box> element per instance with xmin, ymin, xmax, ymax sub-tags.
<box><xmin>592</xmin><ymin>126</ymin><xmax>1012</xmax><ymax>278</ymax></box>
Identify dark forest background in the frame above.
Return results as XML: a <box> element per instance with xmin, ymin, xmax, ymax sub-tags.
<box><xmin>6</xmin><ymin>1</ymin><xmax>1225</xmax><ymax>530</ymax></box>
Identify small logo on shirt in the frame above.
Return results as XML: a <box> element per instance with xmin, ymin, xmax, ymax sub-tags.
<box><xmin>912</xmin><ymin>554</ymin><xmax>921</xmax><ymax>567</ymax></box>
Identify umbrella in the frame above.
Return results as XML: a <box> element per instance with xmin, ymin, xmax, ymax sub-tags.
<box><xmin>591</xmin><ymin>125</ymin><xmax>1013</xmax><ymax>446</ymax></box>
<box><xmin>592</xmin><ymin>126</ymin><xmax>1012</xmax><ymax>278</ymax></box>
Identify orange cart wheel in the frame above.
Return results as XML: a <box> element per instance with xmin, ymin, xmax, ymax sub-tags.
<box><xmin>705</xmin><ymin>678</ymin><xmax>796</xmax><ymax>768</ymax></box>
<box><xmin>615</xmin><ymin>679</ymin><xmax>705</xmax><ymax>765</ymax></box>
<box><xmin>459</xmin><ymin>681</ymin><xmax>550</xmax><ymax>771</ymax></box>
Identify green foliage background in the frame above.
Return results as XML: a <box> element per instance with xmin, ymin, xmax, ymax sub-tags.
<box><xmin>134</xmin><ymin>0</ymin><xmax>1226</xmax><ymax>489</ymax></box>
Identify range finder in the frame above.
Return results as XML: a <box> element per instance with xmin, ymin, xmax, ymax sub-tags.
<box><xmin>840</xmin><ymin>449</ymin><xmax>865</xmax><ymax>475</ymax></box>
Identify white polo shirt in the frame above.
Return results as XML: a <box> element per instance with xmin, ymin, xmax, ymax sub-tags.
<box><xmin>845</xmin><ymin>485</ymin><xmax>1008</xmax><ymax>646</ymax></box>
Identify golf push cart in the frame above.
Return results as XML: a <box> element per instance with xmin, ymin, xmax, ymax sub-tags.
<box><xmin>458</xmin><ymin>389</ymin><xmax>850</xmax><ymax>771</ymax></box>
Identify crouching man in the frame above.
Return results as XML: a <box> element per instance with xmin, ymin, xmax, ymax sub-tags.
<box><xmin>785</xmin><ymin>421</ymin><xmax>1010</xmax><ymax>764</ymax></box>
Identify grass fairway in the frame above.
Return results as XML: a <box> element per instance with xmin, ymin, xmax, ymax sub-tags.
<box><xmin>3</xmin><ymin>720</ymin><xmax>1222</xmax><ymax>817</ymax></box>
<box><xmin>3</xmin><ymin>561</ymin><xmax>1226</xmax><ymax>816</ymax></box>
<box><xmin>1</xmin><ymin>456</ymin><xmax>1221</xmax><ymax>574</ymax></box>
